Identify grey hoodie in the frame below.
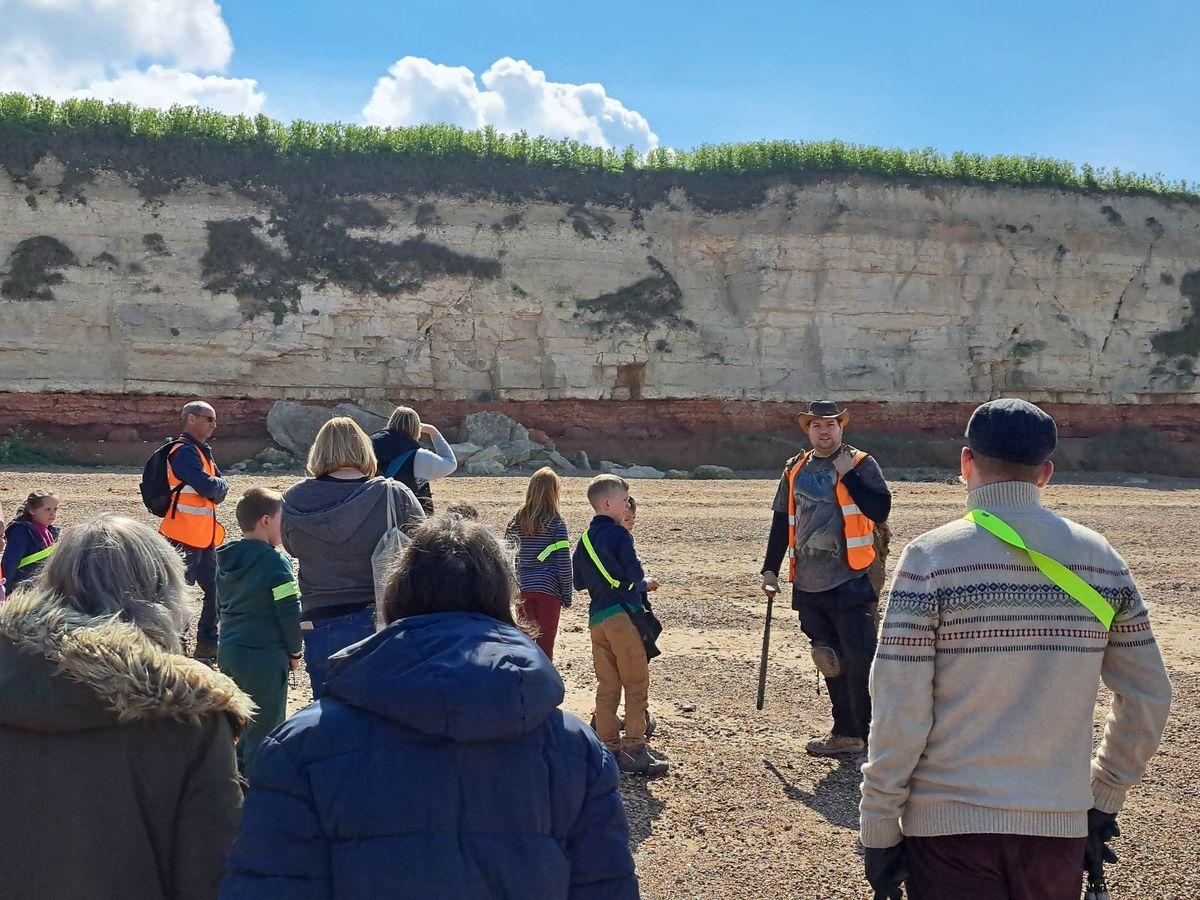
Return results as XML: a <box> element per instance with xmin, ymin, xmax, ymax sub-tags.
<box><xmin>281</xmin><ymin>476</ymin><xmax>425</xmax><ymax>616</ymax></box>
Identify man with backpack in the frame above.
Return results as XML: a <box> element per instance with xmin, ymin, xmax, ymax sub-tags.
<box><xmin>147</xmin><ymin>401</ymin><xmax>230</xmax><ymax>660</ymax></box>
<box><xmin>760</xmin><ymin>400</ymin><xmax>892</xmax><ymax>759</ymax></box>
<box><xmin>369</xmin><ymin>406</ymin><xmax>456</xmax><ymax>516</ymax></box>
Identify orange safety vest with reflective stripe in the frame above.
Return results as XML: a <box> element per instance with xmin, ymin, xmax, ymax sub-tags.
<box><xmin>159</xmin><ymin>442</ymin><xmax>226</xmax><ymax>549</ymax></box>
<box><xmin>785</xmin><ymin>449</ymin><xmax>875</xmax><ymax>582</ymax></box>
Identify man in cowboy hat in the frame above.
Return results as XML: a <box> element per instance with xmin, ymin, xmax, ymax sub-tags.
<box><xmin>760</xmin><ymin>400</ymin><xmax>892</xmax><ymax>757</ymax></box>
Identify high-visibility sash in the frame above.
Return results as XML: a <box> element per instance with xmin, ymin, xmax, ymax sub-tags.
<box><xmin>536</xmin><ymin>540</ymin><xmax>571</xmax><ymax>562</ymax></box>
<box><xmin>786</xmin><ymin>449</ymin><xmax>875</xmax><ymax>582</ymax></box>
<box><xmin>963</xmin><ymin>509</ymin><xmax>1115</xmax><ymax>630</ymax></box>
<box><xmin>159</xmin><ymin>440</ymin><xmax>226</xmax><ymax>550</ymax></box>
<box><xmin>579</xmin><ymin>530</ymin><xmax>637</xmax><ymax>592</ymax></box>
<box><xmin>17</xmin><ymin>543</ymin><xmax>56</xmax><ymax>570</ymax></box>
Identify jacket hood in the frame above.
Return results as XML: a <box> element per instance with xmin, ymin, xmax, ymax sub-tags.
<box><xmin>325</xmin><ymin>611</ymin><xmax>564</xmax><ymax>742</ymax></box>
<box><xmin>282</xmin><ymin>477</ymin><xmax>389</xmax><ymax>546</ymax></box>
<box><xmin>216</xmin><ymin>538</ymin><xmax>278</xmax><ymax>582</ymax></box>
<box><xmin>0</xmin><ymin>591</ymin><xmax>254</xmax><ymax>733</ymax></box>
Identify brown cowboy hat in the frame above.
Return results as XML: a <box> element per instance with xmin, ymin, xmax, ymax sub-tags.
<box><xmin>796</xmin><ymin>399</ymin><xmax>850</xmax><ymax>428</ymax></box>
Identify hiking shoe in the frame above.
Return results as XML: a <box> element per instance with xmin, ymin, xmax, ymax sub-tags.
<box><xmin>855</xmin><ymin>752</ymin><xmax>869</xmax><ymax>773</ymax></box>
<box><xmin>806</xmin><ymin>733</ymin><xmax>865</xmax><ymax>757</ymax></box>
<box><xmin>617</xmin><ymin>744</ymin><xmax>668</xmax><ymax>777</ymax></box>
<box><xmin>193</xmin><ymin>641</ymin><xmax>218</xmax><ymax>662</ymax></box>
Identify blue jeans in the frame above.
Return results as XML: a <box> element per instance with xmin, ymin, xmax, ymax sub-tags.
<box><xmin>302</xmin><ymin>606</ymin><xmax>376</xmax><ymax>699</ymax></box>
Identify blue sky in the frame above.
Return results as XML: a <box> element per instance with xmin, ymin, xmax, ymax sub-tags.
<box><xmin>3</xmin><ymin>0</ymin><xmax>1198</xmax><ymax>183</ymax></box>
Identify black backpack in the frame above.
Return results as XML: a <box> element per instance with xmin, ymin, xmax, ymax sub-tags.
<box><xmin>140</xmin><ymin>439</ymin><xmax>186</xmax><ymax>517</ymax></box>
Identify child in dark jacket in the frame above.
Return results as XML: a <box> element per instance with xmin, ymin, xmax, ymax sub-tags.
<box><xmin>573</xmin><ymin>475</ymin><xmax>666</xmax><ymax>777</ymax></box>
<box><xmin>216</xmin><ymin>487</ymin><xmax>302</xmax><ymax>781</ymax></box>
<box><xmin>505</xmin><ymin>467</ymin><xmax>573</xmax><ymax>661</ymax></box>
<box><xmin>2</xmin><ymin>491</ymin><xmax>61</xmax><ymax>596</ymax></box>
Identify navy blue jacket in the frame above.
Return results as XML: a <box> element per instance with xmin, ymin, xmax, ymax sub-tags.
<box><xmin>221</xmin><ymin>612</ymin><xmax>639</xmax><ymax>900</ymax></box>
<box><xmin>573</xmin><ymin>515</ymin><xmax>646</xmax><ymax>625</ymax></box>
<box><xmin>171</xmin><ymin>435</ymin><xmax>229</xmax><ymax>503</ymax></box>
<box><xmin>2</xmin><ymin>522</ymin><xmax>60</xmax><ymax>593</ymax></box>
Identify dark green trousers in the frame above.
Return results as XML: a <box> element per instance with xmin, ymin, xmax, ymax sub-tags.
<box><xmin>217</xmin><ymin>644</ymin><xmax>289</xmax><ymax>782</ymax></box>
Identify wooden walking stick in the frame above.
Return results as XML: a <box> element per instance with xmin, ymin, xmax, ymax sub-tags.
<box><xmin>756</xmin><ymin>584</ymin><xmax>777</xmax><ymax>710</ymax></box>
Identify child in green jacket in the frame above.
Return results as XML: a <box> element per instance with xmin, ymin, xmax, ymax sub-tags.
<box><xmin>216</xmin><ymin>487</ymin><xmax>302</xmax><ymax>781</ymax></box>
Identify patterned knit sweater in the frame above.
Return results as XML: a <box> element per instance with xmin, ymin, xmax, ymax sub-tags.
<box><xmin>859</xmin><ymin>481</ymin><xmax>1172</xmax><ymax>849</ymax></box>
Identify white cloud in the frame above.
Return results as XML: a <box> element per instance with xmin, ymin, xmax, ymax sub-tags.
<box><xmin>363</xmin><ymin>56</ymin><xmax>658</xmax><ymax>153</ymax></box>
<box><xmin>73</xmin><ymin>66</ymin><xmax>265</xmax><ymax>116</ymax></box>
<box><xmin>0</xmin><ymin>0</ymin><xmax>263</xmax><ymax>115</ymax></box>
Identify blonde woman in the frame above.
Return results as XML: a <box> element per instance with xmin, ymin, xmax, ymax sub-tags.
<box><xmin>504</xmin><ymin>467</ymin><xmax>573</xmax><ymax>660</ymax></box>
<box><xmin>370</xmin><ymin>405</ymin><xmax>457</xmax><ymax>516</ymax></box>
<box><xmin>282</xmin><ymin>417</ymin><xmax>425</xmax><ymax>697</ymax></box>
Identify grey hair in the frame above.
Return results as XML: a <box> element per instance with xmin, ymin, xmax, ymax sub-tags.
<box><xmin>37</xmin><ymin>515</ymin><xmax>189</xmax><ymax>652</ymax></box>
<box><xmin>180</xmin><ymin>401</ymin><xmax>213</xmax><ymax>423</ymax></box>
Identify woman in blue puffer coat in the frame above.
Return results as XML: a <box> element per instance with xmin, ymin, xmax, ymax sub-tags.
<box><xmin>221</xmin><ymin>513</ymin><xmax>639</xmax><ymax>900</ymax></box>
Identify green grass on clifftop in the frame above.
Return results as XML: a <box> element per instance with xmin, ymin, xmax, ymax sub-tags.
<box><xmin>1</xmin><ymin>93</ymin><xmax>1196</xmax><ymax>207</ymax></box>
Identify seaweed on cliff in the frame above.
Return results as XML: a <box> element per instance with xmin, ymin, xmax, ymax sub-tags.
<box><xmin>1</xmin><ymin>236</ymin><xmax>78</xmax><ymax>300</ymax></box>
<box><xmin>1150</xmin><ymin>270</ymin><xmax>1200</xmax><ymax>367</ymax></box>
<box><xmin>574</xmin><ymin>256</ymin><xmax>693</xmax><ymax>334</ymax></box>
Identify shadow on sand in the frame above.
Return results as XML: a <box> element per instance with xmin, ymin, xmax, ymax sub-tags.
<box><xmin>763</xmin><ymin>756</ymin><xmax>860</xmax><ymax>829</ymax></box>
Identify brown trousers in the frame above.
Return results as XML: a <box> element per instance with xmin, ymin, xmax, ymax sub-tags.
<box><xmin>590</xmin><ymin>611</ymin><xmax>650</xmax><ymax>751</ymax></box>
<box><xmin>907</xmin><ymin>833</ymin><xmax>1086</xmax><ymax>900</ymax></box>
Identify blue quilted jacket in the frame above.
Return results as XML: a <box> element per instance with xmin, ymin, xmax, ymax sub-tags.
<box><xmin>220</xmin><ymin>611</ymin><xmax>639</xmax><ymax>899</ymax></box>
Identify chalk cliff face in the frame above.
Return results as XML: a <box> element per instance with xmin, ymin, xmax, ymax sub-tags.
<box><xmin>0</xmin><ymin>157</ymin><xmax>1197</xmax><ymax>405</ymax></box>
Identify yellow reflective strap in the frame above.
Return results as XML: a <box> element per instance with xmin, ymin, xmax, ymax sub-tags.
<box><xmin>272</xmin><ymin>582</ymin><xmax>300</xmax><ymax>601</ymax></box>
<box><xmin>963</xmin><ymin>509</ymin><xmax>1115</xmax><ymax>630</ymax></box>
<box><xmin>18</xmin><ymin>543</ymin><xmax>56</xmax><ymax>570</ymax></box>
<box><xmin>536</xmin><ymin>540</ymin><xmax>572</xmax><ymax>563</ymax></box>
<box><xmin>580</xmin><ymin>530</ymin><xmax>633</xmax><ymax>591</ymax></box>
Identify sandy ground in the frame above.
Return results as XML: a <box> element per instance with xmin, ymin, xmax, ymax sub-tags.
<box><xmin>4</xmin><ymin>468</ymin><xmax>1198</xmax><ymax>899</ymax></box>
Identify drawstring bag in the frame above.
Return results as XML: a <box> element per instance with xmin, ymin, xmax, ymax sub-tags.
<box><xmin>371</xmin><ymin>485</ymin><xmax>410</xmax><ymax>628</ymax></box>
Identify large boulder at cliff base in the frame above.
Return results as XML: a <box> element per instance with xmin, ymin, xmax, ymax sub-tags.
<box><xmin>267</xmin><ymin>402</ymin><xmax>335</xmax><ymax>458</ymax></box>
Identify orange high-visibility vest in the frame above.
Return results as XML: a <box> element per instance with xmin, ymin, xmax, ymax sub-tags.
<box><xmin>786</xmin><ymin>449</ymin><xmax>875</xmax><ymax>582</ymax></box>
<box><xmin>158</xmin><ymin>441</ymin><xmax>225</xmax><ymax>550</ymax></box>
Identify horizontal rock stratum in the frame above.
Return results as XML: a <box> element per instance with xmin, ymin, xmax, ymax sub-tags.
<box><xmin>0</xmin><ymin>157</ymin><xmax>1196</xmax><ymax>406</ymax></box>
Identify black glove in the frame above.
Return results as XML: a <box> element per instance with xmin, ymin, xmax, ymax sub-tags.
<box><xmin>1084</xmin><ymin>808</ymin><xmax>1120</xmax><ymax>874</ymax></box>
<box><xmin>865</xmin><ymin>841</ymin><xmax>909</xmax><ymax>900</ymax></box>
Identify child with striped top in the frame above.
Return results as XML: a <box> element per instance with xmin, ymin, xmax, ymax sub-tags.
<box><xmin>505</xmin><ymin>467</ymin><xmax>573</xmax><ymax>660</ymax></box>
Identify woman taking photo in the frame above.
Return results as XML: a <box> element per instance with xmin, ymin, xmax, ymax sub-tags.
<box><xmin>370</xmin><ymin>405</ymin><xmax>457</xmax><ymax>516</ymax></box>
<box><xmin>0</xmin><ymin>515</ymin><xmax>249</xmax><ymax>900</ymax></box>
<box><xmin>282</xmin><ymin>416</ymin><xmax>425</xmax><ymax>698</ymax></box>
<box><xmin>223</xmin><ymin>514</ymin><xmax>638</xmax><ymax>900</ymax></box>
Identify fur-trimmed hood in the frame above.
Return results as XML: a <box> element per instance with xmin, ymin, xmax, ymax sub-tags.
<box><xmin>0</xmin><ymin>591</ymin><xmax>253</xmax><ymax>733</ymax></box>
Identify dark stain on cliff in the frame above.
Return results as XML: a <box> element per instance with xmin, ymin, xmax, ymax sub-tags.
<box><xmin>1</xmin><ymin>236</ymin><xmax>78</xmax><ymax>300</ymax></box>
<box><xmin>201</xmin><ymin>197</ymin><xmax>501</xmax><ymax>321</ymax></box>
<box><xmin>574</xmin><ymin>256</ymin><xmax>693</xmax><ymax>334</ymax></box>
<box><xmin>142</xmin><ymin>233</ymin><xmax>170</xmax><ymax>255</ymax></box>
<box><xmin>1150</xmin><ymin>270</ymin><xmax>1200</xmax><ymax>362</ymax></box>
<box><xmin>1145</xmin><ymin>217</ymin><xmax>1165</xmax><ymax>239</ymax></box>
<box><xmin>1100</xmin><ymin>205</ymin><xmax>1125</xmax><ymax>227</ymax></box>
<box><xmin>414</xmin><ymin>202</ymin><xmax>442</xmax><ymax>227</ymax></box>
<box><xmin>568</xmin><ymin>205</ymin><xmax>616</xmax><ymax>240</ymax></box>
<box><xmin>201</xmin><ymin>218</ymin><xmax>302</xmax><ymax>325</ymax></box>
